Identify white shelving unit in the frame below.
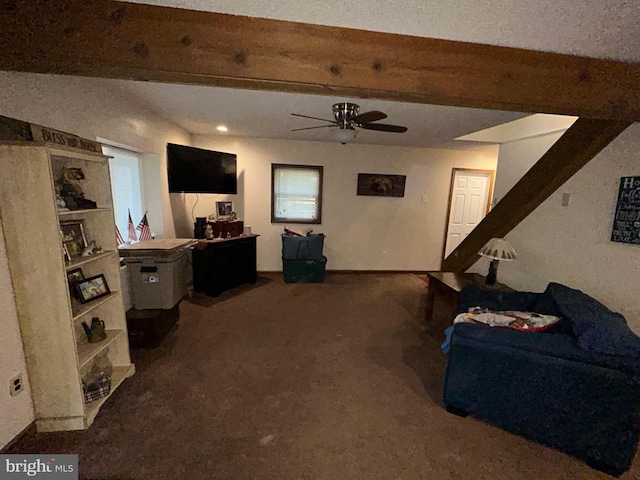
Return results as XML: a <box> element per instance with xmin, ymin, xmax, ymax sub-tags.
<box><xmin>0</xmin><ymin>126</ymin><xmax>135</xmax><ymax>432</ymax></box>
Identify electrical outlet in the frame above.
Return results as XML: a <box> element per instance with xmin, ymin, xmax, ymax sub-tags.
<box><xmin>421</xmin><ymin>195</ymin><xmax>428</xmax><ymax>203</ymax></box>
<box><xmin>561</xmin><ymin>192</ymin><xmax>571</xmax><ymax>207</ymax></box>
<box><xmin>9</xmin><ymin>374</ymin><xmax>23</xmax><ymax>397</ymax></box>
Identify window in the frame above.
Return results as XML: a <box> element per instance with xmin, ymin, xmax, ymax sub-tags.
<box><xmin>102</xmin><ymin>144</ymin><xmax>145</xmax><ymax>239</ymax></box>
<box><xmin>271</xmin><ymin>164</ymin><xmax>323</xmax><ymax>224</ymax></box>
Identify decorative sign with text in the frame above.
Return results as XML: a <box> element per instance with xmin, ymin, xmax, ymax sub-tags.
<box><xmin>30</xmin><ymin>125</ymin><xmax>101</xmax><ymax>154</ymax></box>
<box><xmin>611</xmin><ymin>176</ymin><xmax>640</xmax><ymax>246</ymax></box>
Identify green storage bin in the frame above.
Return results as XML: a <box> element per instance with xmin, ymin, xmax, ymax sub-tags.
<box><xmin>282</xmin><ymin>256</ymin><xmax>327</xmax><ymax>283</ymax></box>
<box><xmin>282</xmin><ymin>233</ymin><xmax>325</xmax><ymax>260</ymax></box>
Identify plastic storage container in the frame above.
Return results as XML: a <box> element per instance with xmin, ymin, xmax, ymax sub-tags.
<box><xmin>123</xmin><ymin>249</ymin><xmax>189</xmax><ymax>310</ymax></box>
<box><xmin>282</xmin><ymin>256</ymin><xmax>327</xmax><ymax>283</ymax></box>
<box><xmin>282</xmin><ymin>233</ymin><xmax>325</xmax><ymax>260</ymax></box>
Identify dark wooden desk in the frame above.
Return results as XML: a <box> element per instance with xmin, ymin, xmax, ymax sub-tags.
<box><xmin>424</xmin><ymin>271</ymin><xmax>510</xmax><ymax>323</ymax></box>
<box><xmin>192</xmin><ymin>234</ymin><xmax>258</xmax><ymax>297</ymax></box>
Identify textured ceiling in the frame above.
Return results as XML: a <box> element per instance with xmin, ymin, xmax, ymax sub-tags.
<box><xmin>112</xmin><ymin>80</ymin><xmax>529</xmax><ymax>149</ymax></box>
<box><xmin>110</xmin><ymin>1</ymin><xmax>638</xmax><ymax>147</ymax></box>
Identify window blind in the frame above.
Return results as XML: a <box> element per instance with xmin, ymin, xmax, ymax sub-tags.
<box><xmin>273</xmin><ymin>167</ymin><xmax>320</xmax><ymax>221</ymax></box>
<box><xmin>103</xmin><ymin>145</ymin><xmax>145</xmax><ymax>238</ymax></box>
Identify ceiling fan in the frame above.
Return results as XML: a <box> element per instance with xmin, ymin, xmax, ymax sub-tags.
<box><xmin>291</xmin><ymin>102</ymin><xmax>408</xmax><ymax>143</ymax></box>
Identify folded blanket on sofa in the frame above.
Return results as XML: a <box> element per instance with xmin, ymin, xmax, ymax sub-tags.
<box><xmin>456</xmin><ymin>308</ymin><xmax>560</xmax><ymax>331</ymax></box>
<box><xmin>441</xmin><ymin>308</ymin><xmax>559</xmax><ymax>353</ymax></box>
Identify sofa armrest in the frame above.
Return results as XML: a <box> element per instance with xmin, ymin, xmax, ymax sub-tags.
<box><xmin>457</xmin><ymin>285</ymin><xmax>539</xmax><ymax>314</ymax></box>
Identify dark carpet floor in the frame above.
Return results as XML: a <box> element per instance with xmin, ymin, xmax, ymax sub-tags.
<box><xmin>8</xmin><ymin>273</ymin><xmax>637</xmax><ymax>479</ymax></box>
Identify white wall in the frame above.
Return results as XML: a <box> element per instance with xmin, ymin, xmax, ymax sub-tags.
<box><xmin>178</xmin><ymin>136</ymin><xmax>498</xmax><ymax>271</ymax></box>
<box><xmin>0</xmin><ymin>221</ymin><xmax>34</xmax><ymax>449</ymax></box>
<box><xmin>0</xmin><ymin>71</ymin><xmax>192</xmax><ymax>239</ymax></box>
<box><xmin>471</xmin><ymin>123</ymin><xmax>640</xmax><ymax>332</ymax></box>
<box><xmin>492</xmin><ymin>131</ymin><xmax>566</xmax><ymax>205</ymax></box>
<box><xmin>0</xmin><ymin>71</ymin><xmax>190</xmax><ymax>447</ymax></box>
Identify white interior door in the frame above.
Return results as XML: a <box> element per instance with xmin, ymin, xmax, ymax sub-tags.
<box><xmin>444</xmin><ymin>169</ymin><xmax>493</xmax><ymax>258</ymax></box>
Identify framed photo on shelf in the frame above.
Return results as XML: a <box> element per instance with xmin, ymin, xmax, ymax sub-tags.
<box><xmin>67</xmin><ymin>267</ymin><xmax>85</xmax><ymax>300</ymax></box>
<box><xmin>67</xmin><ymin>267</ymin><xmax>84</xmax><ymax>283</ymax></box>
<box><xmin>216</xmin><ymin>201</ymin><xmax>234</xmax><ymax>220</ymax></box>
<box><xmin>60</xmin><ymin>220</ymin><xmax>88</xmax><ymax>258</ymax></box>
<box><xmin>74</xmin><ymin>274</ymin><xmax>110</xmax><ymax>304</ymax></box>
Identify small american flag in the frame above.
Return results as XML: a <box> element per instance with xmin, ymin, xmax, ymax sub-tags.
<box><xmin>115</xmin><ymin>224</ymin><xmax>125</xmax><ymax>246</ymax></box>
<box><xmin>127</xmin><ymin>209</ymin><xmax>137</xmax><ymax>242</ymax></box>
<box><xmin>136</xmin><ymin>212</ymin><xmax>152</xmax><ymax>241</ymax></box>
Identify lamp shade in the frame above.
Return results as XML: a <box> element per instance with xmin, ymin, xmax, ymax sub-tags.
<box><xmin>478</xmin><ymin>238</ymin><xmax>517</xmax><ymax>261</ymax></box>
<box><xmin>333</xmin><ymin>126</ymin><xmax>358</xmax><ymax>144</ymax></box>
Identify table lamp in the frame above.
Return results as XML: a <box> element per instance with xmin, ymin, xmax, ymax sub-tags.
<box><xmin>478</xmin><ymin>238</ymin><xmax>517</xmax><ymax>286</ymax></box>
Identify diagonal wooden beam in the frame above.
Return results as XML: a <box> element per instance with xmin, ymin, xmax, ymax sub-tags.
<box><xmin>0</xmin><ymin>1</ymin><xmax>639</xmax><ymax>120</ymax></box>
<box><xmin>441</xmin><ymin>118</ymin><xmax>632</xmax><ymax>273</ymax></box>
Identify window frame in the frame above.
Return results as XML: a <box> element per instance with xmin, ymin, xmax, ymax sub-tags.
<box><xmin>271</xmin><ymin>163</ymin><xmax>323</xmax><ymax>225</ymax></box>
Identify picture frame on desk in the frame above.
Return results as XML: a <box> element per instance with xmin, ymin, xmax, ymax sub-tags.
<box><xmin>216</xmin><ymin>201</ymin><xmax>234</xmax><ymax>220</ymax></box>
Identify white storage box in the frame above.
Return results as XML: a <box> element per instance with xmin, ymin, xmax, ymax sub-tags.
<box><xmin>119</xmin><ymin>239</ymin><xmax>194</xmax><ymax>310</ymax></box>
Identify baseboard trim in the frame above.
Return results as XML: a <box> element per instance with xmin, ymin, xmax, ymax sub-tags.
<box><xmin>0</xmin><ymin>421</ymin><xmax>35</xmax><ymax>453</ymax></box>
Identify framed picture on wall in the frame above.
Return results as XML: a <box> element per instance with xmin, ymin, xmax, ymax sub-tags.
<box><xmin>216</xmin><ymin>201</ymin><xmax>234</xmax><ymax>220</ymax></box>
<box><xmin>356</xmin><ymin>173</ymin><xmax>406</xmax><ymax>197</ymax></box>
<box><xmin>611</xmin><ymin>176</ymin><xmax>640</xmax><ymax>245</ymax></box>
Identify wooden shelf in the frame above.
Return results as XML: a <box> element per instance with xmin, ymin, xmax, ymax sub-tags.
<box><xmin>72</xmin><ymin>291</ymin><xmax>121</xmax><ymax>321</ymax></box>
<box><xmin>58</xmin><ymin>207</ymin><xmax>112</xmax><ymax>217</ymax></box>
<box><xmin>84</xmin><ymin>364</ymin><xmax>135</xmax><ymax>426</ymax></box>
<box><xmin>77</xmin><ymin>329</ymin><xmax>125</xmax><ymax>368</ymax></box>
<box><xmin>0</xmin><ymin>141</ymin><xmax>133</xmax><ymax>433</ymax></box>
<box><xmin>49</xmin><ymin>147</ymin><xmax>109</xmax><ymax>163</ymax></box>
<box><xmin>65</xmin><ymin>250</ymin><xmax>116</xmax><ymax>271</ymax></box>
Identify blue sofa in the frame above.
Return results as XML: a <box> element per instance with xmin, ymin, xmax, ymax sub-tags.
<box><xmin>443</xmin><ymin>283</ymin><xmax>640</xmax><ymax>476</ymax></box>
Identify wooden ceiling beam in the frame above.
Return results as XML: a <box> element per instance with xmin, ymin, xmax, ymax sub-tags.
<box><xmin>440</xmin><ymin>118</ymin><xmax>632</xmax><ymax>273</ymax></box>
<box><xmin>0</xmin><ymin>0</ymin><xmax>639</xmax><ymax>120</ymax></box>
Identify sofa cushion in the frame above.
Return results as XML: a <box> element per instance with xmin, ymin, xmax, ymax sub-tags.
<box><xmin>531</xmin><ymin>286</ymin><xmax>562</xmax><ymax>316</ymax></box>
<box><xmin>453</xmin><ymin>323</ymin><xmax>640</xmax><ymax>373</ymax></box>
<box><xmin>545</xmin><ymin>283</ymin><xmax>640</xmax><ymax>357</ymax></box>
<box><xmin>532</xmin><ymin>285</ymin><xmax>574</xmax><ymax>335</ymax></box>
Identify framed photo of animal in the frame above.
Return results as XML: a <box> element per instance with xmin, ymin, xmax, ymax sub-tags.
<box><xmin>356</xmin><ymin>173</ymin><xmax>406</xmax><ymax>197</ymax></box>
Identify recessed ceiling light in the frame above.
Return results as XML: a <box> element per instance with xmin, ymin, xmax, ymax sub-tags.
<box><xmin>216</xmin><ymin>125</ymin><xmax>228</xmax><ymax>132</ymax></box>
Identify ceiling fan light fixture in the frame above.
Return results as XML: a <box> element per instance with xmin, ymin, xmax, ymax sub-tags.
<box><xmin>291</xmin><ymin>102</ymin><xmax>406</xmax><ymax>139</ymax></box>
<box><xmin>333</xmin><ymin>127</ymin><xmax>358</xmax><ymax>144</ymax></box>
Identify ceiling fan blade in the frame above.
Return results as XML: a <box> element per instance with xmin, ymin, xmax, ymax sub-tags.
<box><xmin>350</xmin><ymin>110</ymin><xmax>387</xmax><ymax>124</ymax></box>
<box><xmin>359</xmin><ymin>123</ymin><xmax>408</xmax><ymax>133</ymax></box>
<box><xmin>291</xmin><ymin>113</ymin><xmax>335</xmax><ymax>123</ymax></box>
<box><xmin>291</xmin><ymin>124</ymin><xmax>336</xmax><ymax>132</ymax></box>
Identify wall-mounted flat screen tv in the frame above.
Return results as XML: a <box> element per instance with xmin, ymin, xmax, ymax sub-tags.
<box><xmin>167</xmin><ymin>143</ymin><xmax>237</xmax><ymax>194</ymax></box>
